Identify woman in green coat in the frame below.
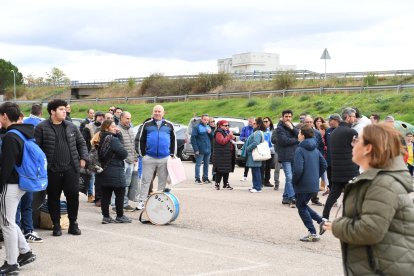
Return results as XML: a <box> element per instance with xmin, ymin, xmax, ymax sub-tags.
<box><xmin>323</xmin><ymin>123</ymin><xmax>414</xmax><ymax>275</ymax></box>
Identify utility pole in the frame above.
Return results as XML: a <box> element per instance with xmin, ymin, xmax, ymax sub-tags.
<box><xmin>11</xmin><ymin>69</ymin><xmax>16</xmax><ymax>100</ymax></box>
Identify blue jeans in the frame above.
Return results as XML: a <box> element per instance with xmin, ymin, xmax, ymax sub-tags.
<box><xmin>195</xmin><ymin>153</ymin><xmax>210</xmax><ymax>181</ymax></box>
<box><xmin>88</xmin><ymin>173</ymin><xmax>95</xmax><ymax>196</ymax></box>
<box><xmin>16</xmin><ymin>191</ymin><xmax>34</xmax><ymax>234</ymax></box>
<box><xmin>251</xmin><ymin>167</ymin><xmax>262</xmax><ymax>191</ymax></box>
<box><xmin>295</xmin><ymin>193</ymin><xmax>323</xmax><ymax>234</ymax></box>
<box><xmin>281</xmin><ymin>161</ymin><xmax>295</xmax><ymax>200</ymax></box>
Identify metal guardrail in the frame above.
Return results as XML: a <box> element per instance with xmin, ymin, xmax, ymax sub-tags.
<box><xmin>13</xmin><ymin>83</ymin><xmax>414</xmax><ymax>105</ymax></box>
<box><xmin>24</xmin><ymin>69</ymin><xmax>414</xmax><ymax>88</ymax></box>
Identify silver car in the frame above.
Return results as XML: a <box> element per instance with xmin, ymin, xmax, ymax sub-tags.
<box><xmin>183</xmin><ymin>116</ymin><xmax>248</xmax><ymax>164</ymax></box>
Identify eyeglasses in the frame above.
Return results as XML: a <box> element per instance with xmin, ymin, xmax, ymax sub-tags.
<box><xmin>210</xmin><ymin>121</ymin><xmax>215</xmax><ymax>123</ymax></box>
<box><xmin>351</xmin><ymin>136</ymin><xmax>359</xmax><ymax>146</ymax></box>
<box><xmin>222</xmin><ymin>124</ymin><xmax>229</xmax><ymax>127</ymax></box>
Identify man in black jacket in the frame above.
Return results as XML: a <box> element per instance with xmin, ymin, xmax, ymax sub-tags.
<box><xmin>321</xmin><ymin>108</ymin><xmax>359</xmax><ymax>228</ymax></box>
<box><xmin>275</xmin><ymin>109</ymin><xmax>299</xmax><ymax>208</ymax></box>
<box><xmin>35</xmin><ymin>99</ymin><xmax>88</xmax><ymax>237</ymax></box>
<box><xmin>0</xmin><ymin>102</ymin><xmax>36</xmax><ymax>275</ymax></box>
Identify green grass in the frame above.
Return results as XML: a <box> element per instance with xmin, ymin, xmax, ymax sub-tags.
<box><xmin>19</xmin><ymin>89</ymin><xmax>414</xmax><ymax>125</ymax></box>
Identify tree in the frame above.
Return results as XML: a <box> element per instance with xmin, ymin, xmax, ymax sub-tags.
<box><xmin>46</xmin><ymin>67</ymin><xmax>70</xmax><ymax>86</ymax></box>
<box><xmin>0</xmin><ymin>59</ymin><xmax>23</xmax><ymax>91</ymax></box>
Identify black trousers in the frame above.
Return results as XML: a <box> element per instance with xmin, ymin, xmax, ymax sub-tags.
<box><xmin>243</xmin><ymin>167</ymin><xmax>249</xmax><ymax>177</ymax></box>
<box><xmin>47</xmin><ymin>168</ymin><xmax>79</xmax><ymax>225</ymax></box>
<box><xmin>101</xmin><ymin>186</ymin><xmax>125</xmax><ymax>218</ymax></box>
<box><xmin>260</xmin><ymin>155</ymin><xmax>274</xmax><ymax>184</ymax></box>
<box><xmin>215</xmin><ymin>172</ymin><xmax>229</xmax><ymax>185</ymax></box>
<box><xmin>322</xmin><ymin>181</ymin><xmax>346</xmax><ymax>220</ymax></box>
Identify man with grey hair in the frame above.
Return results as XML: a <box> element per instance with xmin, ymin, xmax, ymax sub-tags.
<box><xmin>116</xmin><ymin>111</ymin><xmax>136</xmax><ymax>211</ymax></box>
<box><xmin>136</xmin><ymin>105</ymin><xmax>176</xmax><ymax>210</ymax></box>
<box><xmin>320</xmin><ymin>108</ymin><xmax>359</xmax><ymax>234</ymax></box>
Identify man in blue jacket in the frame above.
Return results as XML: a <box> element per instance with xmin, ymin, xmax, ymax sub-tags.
<box><xmin>293</xmin><ymin>126</ymin><xmax>327</xmax><ymax>242</ymax></box>
<box><xmin>136</xmin><ymin>105</ymin><xmax>176</xmax><ymax>210</ymax></box>
<box><xmin>191</xmin><ymin>114</ymin><xmax>213</xmax><ymax>184</ymax></box>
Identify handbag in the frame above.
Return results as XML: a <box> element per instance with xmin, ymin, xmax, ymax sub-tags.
<box><xmin>252</xmin><ymin>131</ymin><xmax>272</xmax><ymax>161</ymax></box>
<box><xmin>167</xmin><ymin>157</ymin><xmax>187</xmax><ymax>186</ymax></box>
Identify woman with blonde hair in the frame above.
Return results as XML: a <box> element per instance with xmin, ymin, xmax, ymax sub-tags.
<box><xmin>323</xmin><ymin>123</ymin><xmax>414</xmax><ymax>275</ymax></box>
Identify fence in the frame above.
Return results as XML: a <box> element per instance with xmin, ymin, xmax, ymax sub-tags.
<box><xmin>13</xmin><ymin>83</ymin><xmax>414</xmax><ymax>105</ymax></box>
<box><xmin>25</xmin><ymin>69</ymin><xmax>414</xmax><ymax>88</ymax></box>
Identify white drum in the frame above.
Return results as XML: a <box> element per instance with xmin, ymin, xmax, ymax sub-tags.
<box><xmin>145</xmin><ymin>192</ymin><xmax>180</xmax><ymax>225</ymax></box>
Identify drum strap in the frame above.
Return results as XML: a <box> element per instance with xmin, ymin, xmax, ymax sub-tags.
<box><xmin>138</xmin><ymin>211</ymin><xmax>151</xmax><ymax>224</ymax></box>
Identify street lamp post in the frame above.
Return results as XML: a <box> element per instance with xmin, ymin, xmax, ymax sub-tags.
<box><xmin>10</xmin><ymin>69</ymin><xmax>16</xmax><ymax>100</ymax></box>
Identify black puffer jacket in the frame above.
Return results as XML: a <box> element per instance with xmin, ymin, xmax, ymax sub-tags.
<box><xmin>275</xmin><ymin>120</ymin><xmax>299</xmax><ymax>162</ymax></box>
<box><xmin>212</xmin><ymin>128</ymin><xmax>235</xmax><ymax>173</ymax></box>
<box><xmin>330</xmin><ymin>122</ymin><xmax>359</xmax><ymax>182</ymax></box>
<box><xmin>95</xmin><ymin>132</ymin><xmax>128</xmax><ymax>188</ymax></box>
<box><xmin>35</xmin><ymin>119</ymin><xmax>88</xmax><ymax>172</ymax></box>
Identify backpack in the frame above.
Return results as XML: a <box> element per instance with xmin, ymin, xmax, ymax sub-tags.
<box><xmin>8</xmin><ymin>129</ymin><xmax>48</xmax><ymax>192</ymax></box>
<box><xmin>87</xmin><ymin>147</ymin><xmax>104</xmax><ymax>174</ymax></box>
<box><xmin>98</xmin><ymin>134</ymin><xmax>114</xmax><ymax>169</ymax></box>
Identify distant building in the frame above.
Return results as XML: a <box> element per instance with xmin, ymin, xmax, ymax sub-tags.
<box><xmin>217</xmin><ymin>52</ymin><xmax>296</xmax><ymax>74</ymax></box>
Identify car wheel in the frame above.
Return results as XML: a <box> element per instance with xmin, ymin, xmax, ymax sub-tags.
<box><xmin>178</xmin><ymin>146</ymin><xmax>192</xmax><ymax>161</ymax></box>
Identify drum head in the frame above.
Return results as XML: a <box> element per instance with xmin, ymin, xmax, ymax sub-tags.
<box><xmin>146</xmin><ymin>193</ymin><xmax>179</xmax><ymax>225</ymax></box>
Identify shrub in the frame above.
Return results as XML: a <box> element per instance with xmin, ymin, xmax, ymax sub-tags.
<box><xmin>270</xmin><ymin>98</ymin><xmax>282</xmax><ymax>111</ymax></box>
<box><xmin>401</xmin><ymin>93</ymin><xmax>413</xmax><ymax>102</ymax></box>
<box><xmin>314</xmin><ymin>100</ymin><xmax>324</xmax><ymax>110</ymax></box>
<box><xmin>246</xmin><ymin>99</ymin><xmax>257</xmax><ymax>107</ymax></box>
<box><xmin>128</xmin><ymin>77</ymin><xmax>136</xmax><ymax>89</ymax></box>
<box><xmin>363</xmin><ymin>73</ymin><xmax>378</xmax><ymax>86</ymax></box>
<box><xmin>272</xmin><ymin>71</ymin><xmax>297</xmax><ymax>90</ymax></box>
<box><xmin>299</xmin><ymin>95</ymin><xmax>310</xmax><ymax>102</ymax></box>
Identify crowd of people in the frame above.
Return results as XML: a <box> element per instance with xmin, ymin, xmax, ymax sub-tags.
<box><xmin>0</xmin><ymin>99</ymin><xmax>413</xmax><ymax>275</ymax></box>
<box><xmin>190</xmin><ymin>108</ymin><xmax>414</xmax><ymax>274</ymax></box>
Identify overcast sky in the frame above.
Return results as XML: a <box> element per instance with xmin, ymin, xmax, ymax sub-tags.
<box><xmin>1</xmin><ymin>0</ymin><xmax>413</xmax><ymax>82</ymax></box>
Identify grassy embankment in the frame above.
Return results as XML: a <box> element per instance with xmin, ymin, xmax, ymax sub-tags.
<box><xmin>19</xmin><ymin>90</ymin><xmax>414</xmax><ymax>126</ymax></box>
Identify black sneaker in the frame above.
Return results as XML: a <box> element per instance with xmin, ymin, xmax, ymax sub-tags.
<box><xmin>263</xmin><ymin>182</ymin><xmax>274</xmax><ymax>187</ymax></box>
<box><xmin>203</xmin><ymin>179</ymin><xmax>212</xmax><ymax>184</ymax></box>
<box><xmin>223</xmin><ymin>183</ymin><xmax>233</xmax><ymax>190</ymax></box>
<box><xmin>195</xmin><ymin>179</ymin><xmax>202</xmax><ymax>184</ymax></box>
<box><xmin>214</xmin><ymin>183</ymin><xmax>220</xmax><ymax>190</ymax></box>
<box><xmin>115</xmin><ymin>215</ymin><xmax>132</xmax><ymax>223</ymax></box>
<box><xmin>319</xmin><ymin>219</ymin><xmax>327</xmax><ymax>236</ymax></box>
<box><xmin>274</xmin><ymin>184</ymin><xmax>279</xmax><ymax>191</ymax></box>
<box><xmin>312</xmin><ymin>201</ymin><xmax>324</xmax><ymax>206</ymax></box>
<box><xmin>0</xmin><ymin>261</ymin><xmax>19</xmax><ymax>275</ymax></box>
<box><xmin>25</xmin><ymin>231</ymin><xmax>43</xmax><ymax>243</ymax></box>
<box><xmin>282</xmin><ymin>198</ymin><xmax>289</xmax><ymax>205</ymax></box>
<box><xmin>17</xmin><ymin>250</ymin><xmax>36</xmax><ymax>267</ymax></box>
<box><xmin>52</xmin><ymin>224</ymin><xmax>62</xmax><ymax>236</ymax></box>
<box><xmin>68</xmin><ymin>222</ymin><xmax>82</xmax><ymax>235</ymax></box>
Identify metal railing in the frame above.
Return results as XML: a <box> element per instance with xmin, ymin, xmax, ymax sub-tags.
<box><xmin>24</xmin><ymin>69</ymin><xmax>414</xmax><ymax>88</ymax></box>
<box><xmin>13</xmin><ymin>83</ymin><xmax>414</xmax><ymax>105</ymax></box>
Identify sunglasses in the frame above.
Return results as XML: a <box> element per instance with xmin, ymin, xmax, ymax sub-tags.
<box><xmin>351</xmin><ymin>136</ymin><xmax>359</xmax><ymax>146</ymax></box>
<box><xmin>263</xmin><ymin>120</ymin><xmax>269</xmax><ymax>123</ymax></box>
<box><xmin>222</xmin><ymin>124</ymin><xmax>229</xmax><ymax>127</ymax></box>
<box><xmin>210</xmin><ymin>121</ymin><xmax>215</xmax><ymax>123</ymax></box>
<box><xmin>109</xmin><ymin>109</ymin><xmax>114</xmax><ymax>111</ymax></box>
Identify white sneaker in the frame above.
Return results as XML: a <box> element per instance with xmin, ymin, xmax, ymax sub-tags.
<box><xmin>135</xmin><ymin>201</ymin><xmax>145</xmax><ymax>210</ymax></box>
<box><xmin>249</xmin><ymin>188</ymin><xmax>262</xmax><ymax>193</ymax></box>
<box><xmin>240</xmin><ymin>177</ymin><xmax>247</xmax><ymax>182</ymax></box>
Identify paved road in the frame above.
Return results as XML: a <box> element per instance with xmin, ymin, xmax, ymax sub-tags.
<box><xmin>2</xmin><ymin>162</ymin><xmax>344</xmax><ymax>275</ymax></box>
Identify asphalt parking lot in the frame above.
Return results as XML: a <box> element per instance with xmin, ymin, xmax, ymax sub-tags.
<box><xmin>1</xmin><ymin>161</ymin><xmax>344</xmax><ymax>276</ymax></box>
